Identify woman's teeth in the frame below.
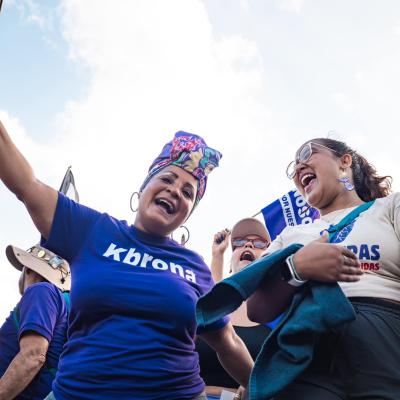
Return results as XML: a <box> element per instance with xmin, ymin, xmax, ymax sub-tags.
<box><xmin>155</xmin><ymin>198</ymin><xmax>174</xmax><ymax>214</ymax></box>
<box><xmin>301</xmin><ymin>173</ymin><xmax>316</xmax><ymax>187</ymax></box>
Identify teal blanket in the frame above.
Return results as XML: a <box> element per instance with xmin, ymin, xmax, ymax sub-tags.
<box><xmin>196</xmin><ymin>244</ymin><xmax>356</xmax><ymax>400</ymax></box>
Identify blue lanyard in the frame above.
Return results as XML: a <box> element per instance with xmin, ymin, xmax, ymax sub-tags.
<box><xmin>326</xmin><ymin>200</ymin><xmax>375</xmax><ymax>242</ymax></box>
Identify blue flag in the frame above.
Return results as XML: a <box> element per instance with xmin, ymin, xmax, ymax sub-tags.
<box><xmin>261</xmin><ymin>190</ymin><xmax>320</xmax><ymax>241</ymax></box>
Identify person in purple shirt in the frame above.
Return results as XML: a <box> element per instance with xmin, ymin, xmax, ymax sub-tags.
<box><xmin>0</xmin><ymin>121</ymin><xmax>253</xmax><ymax>400</ymax></box>
<box><xmin>0</xmin><ymin>244</ymin><xmax>70</xmax><ymax>400</ymax></box>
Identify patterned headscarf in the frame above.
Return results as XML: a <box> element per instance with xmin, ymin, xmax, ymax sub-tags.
<box><xmin>140</xmin><ymin>131</ymin><xmax>222</xmax><ymax>207</ymax></box>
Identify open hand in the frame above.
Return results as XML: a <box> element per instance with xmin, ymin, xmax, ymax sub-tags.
<box><xmin>293</xmin><ymin>233</ymin><xmax>363</xmax><ymax>282</ymax></box>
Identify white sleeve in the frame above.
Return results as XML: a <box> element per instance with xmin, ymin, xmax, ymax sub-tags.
<box><xmin>266</xmin><ymin>233</ymin><xmax>285</xmax><ymax>254</ymax></box>
<box><xmin>389</xmin><ymin>192</ymin><xmax>400</xmax><ymax>241</ymax></box>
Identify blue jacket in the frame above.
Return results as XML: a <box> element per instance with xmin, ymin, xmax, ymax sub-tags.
<box><xmin>196</xmin><ymin>244</ymin><xmax>355</xmax><ymax>400</ymax></box>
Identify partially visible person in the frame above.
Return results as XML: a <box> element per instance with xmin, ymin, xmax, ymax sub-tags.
<box><xmin>0</xmin><ymin>244</ymin><xmax>70</xmax><ymax>400</ymax></box>
<box><xmin>248</xmin><ymin>138</ymin><xmax>400</xmax><ymax>399</ymax></box>
<box><xmin>197</xmin><ymin>218</ymin><xmax>272</xmax><ymax>400</ymax></box>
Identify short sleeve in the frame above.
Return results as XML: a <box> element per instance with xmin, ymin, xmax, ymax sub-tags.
<box><xmin>389</xmin><ymin>193</ymin><xmax>400</xmax><ymax>241</ymax></box>
<box><xmin>265</xmin><ymin>232</ymin><xmax>285</xmax><ymax>255</ymax></box>
<box><xmin>195</xmin><ymin>258</ymin><xmax>229</xmax><ymax>334</ymax></box>
<box><xmin>196</xmin><ymin>315</ymin><xmax>229</xmax><ymax>334</ymax></box>
<box><xmin>41</xmin><ymin>192</ymin><xmax>101</xmax><ymax>263</ymax></box>
<box><xmin>18</xmin><ymin>283</ymin><xmax>64</xmax><ymax>343</ymax></box>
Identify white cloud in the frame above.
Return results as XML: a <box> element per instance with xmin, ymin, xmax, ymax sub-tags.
<box><xmin>0</xmin><ymin>0</ymin><xmax>279</xmax><ymax>319</ymax></box>
<box><xmin>394</xmin><ymin>21</ymin><xmax>400</xmax><ymax>36</ymax></box>
<box><xmin>3</xmin><ymin>0</ymin><xmax>400</xmax><ymax>320</ymax></box>
<box><xmin>239</xmin><ymin>0</ymin><xmax>250</xmax><ymax>13</ymax></box>
<box><xmin>331</xmin><ymin>92</ymin><xmax>356</xmax><ymax>112</ymax></box>
<box><xmin>278</xmin><ymin>0</ymin><xmax>305</xmax><ymax>13</ymax></box>
<box><xmin>8</xmin><ymin>0</ymin><xmax>62</xmax><ymax>51</ymax></box>
<box><xmin>0</xmin><ymin>111</ymin><xmax>58</xmax><ymax>318</ymax></box>
<box><xmin>54</xmin><ymin>0</ymin><xmax>273</xmax><ymax>221</ymax></box>
<box><xmin>53</xmin><ymin>0</ymin><xmax>400</xmax><ymax>274</ymax></box>
<box><xmin>10</xmin><ymin>0</ymin><xmax>46</xmax><ymax>29</ymax></box>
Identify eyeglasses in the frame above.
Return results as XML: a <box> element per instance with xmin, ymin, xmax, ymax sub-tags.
<box><xmin>232</xmin><ymin>238</ymin><xmax>269</xmax><ymax>250</ymax></box>
<box><xmin>286</xmin><ymin>142</ymin><xmax>340</xmax><ymax>179</ymax></box>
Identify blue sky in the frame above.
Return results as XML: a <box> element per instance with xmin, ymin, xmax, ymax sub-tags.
<box><xmin>0</xmin><ymin>1</ymin><xmax>87</xmax><ymax>140</ymax></box>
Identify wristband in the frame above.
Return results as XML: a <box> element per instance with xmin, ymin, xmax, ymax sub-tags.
<box><xmin>283</xmin><ymin>255</ymin><xmax>308</xmax><ymax>287</ymax></box>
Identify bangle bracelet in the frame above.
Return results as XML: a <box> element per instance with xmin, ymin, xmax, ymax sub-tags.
<box><xmin>285</xmin><ymin>255</ymin><xmax>308</xmax><ymax>287</ymax></box>
<box><xmin>288</xmin><ymin>254</ymin><xmax>303</xmax><ymax>280</ymax></box>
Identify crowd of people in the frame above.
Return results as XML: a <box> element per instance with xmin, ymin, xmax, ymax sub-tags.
<box><xmin>1</xmin><ymin>117</ymin><xmax>399</xmax><ymax>400</ymax></box>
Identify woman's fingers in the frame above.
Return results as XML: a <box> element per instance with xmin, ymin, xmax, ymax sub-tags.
<box><xmin>342</xmin><ymin>255</ymin><xmax>360</xmax><ymax>267</ymax></box>
<box><xmin>341</xmin><ymin>265</ymin><xmax>363</xmax><ymax>275</ymax></box>
<box><xmin>340</xmin><ymin>247</ymin><xmax>361</xmax><ymax>268</ymax></box>
<box><xmin>338</xmin><ymin>272</ymin><xmax>362</xmax><ymax>282</ymax></box>
<box><xmin>328</xmin><ymin>245</ymin><xmax>362</xmax><ymax>281</ymax></box>
<box><xmin>338</xmin><ymin>263</ymin><xmax>363</xmax><ymax>281</ymax></box>
<box><xmin>214</xmin><ymin>231</ymin><xmax>226</xmax><ymax>243</ymax></box>
<box><xmin>338</xmin><ymin>249</ymin><xmax>363</xmax><ymax>281</ymax></box>
<box><xmin>341</xmin><ymin>246</ymin><xmax>358</xmax><ymax>259</ymax></box>
<box><xmin>293</xmin><ymin>240</ymin><xmax>365</xmax><ymax>282</ymax></box>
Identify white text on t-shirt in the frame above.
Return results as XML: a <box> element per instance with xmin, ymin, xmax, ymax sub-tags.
<box><xmin>102</xmin><ymin>243</ymin><xmax>197</xmax><ymax>283</ymax></box>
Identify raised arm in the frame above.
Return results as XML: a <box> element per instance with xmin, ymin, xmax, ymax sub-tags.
<box><xmin>0</xmin><ymin>120</ymin><xmax>57</xmax><ymax>238</ymax></box>
<box><xmin>211</xmin><ymin>229</ymin><xmax>231</xmax><ymax>282</ymax></box>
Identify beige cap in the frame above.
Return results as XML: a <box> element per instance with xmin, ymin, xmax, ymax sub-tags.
<box><xmin>6</xmin><ymin>244</ymin><xmax>71</xmax><ymax>291</ymax></box>
<box><xmin>231</xmin><ymin>217</ymin><xmax>270</xmax><ymax>247</ymax></box>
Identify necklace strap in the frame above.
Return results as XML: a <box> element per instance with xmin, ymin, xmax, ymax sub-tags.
<box><xmin>326</xmin><ymin>200</ymin><xmax>375</xmax><ymax>241</ymax></box>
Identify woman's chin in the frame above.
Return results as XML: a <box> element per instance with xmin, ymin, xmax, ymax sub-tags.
<box><xmin>304</xmin><ymin>188</ymin><xmax>321</xmax><ymax>209</ymax></box>
<box><xmin>138</xmin><ymin>216</ymin><xmax>173</xmax><ymax>237</ymax></box>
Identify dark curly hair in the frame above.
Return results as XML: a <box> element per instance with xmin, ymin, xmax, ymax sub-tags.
<box><xmin>309</xmin><ymin>138</ymin><xmax>392</xmax><ymax>201</ymax></box>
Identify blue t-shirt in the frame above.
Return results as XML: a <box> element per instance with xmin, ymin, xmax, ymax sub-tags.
<box><xmin>43</xmin><ymin>193</ymin><xmax>228</xmax><ymax>400</ymax></box>
<box><xmin>0</xmin><ymin>282</ymin><xmax>68</xmax><ymax>400</ymax></box>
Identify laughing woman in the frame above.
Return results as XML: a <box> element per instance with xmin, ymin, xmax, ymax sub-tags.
<box><xmin>247</xmin><ymin>138</ymin><xmax>400</xmax><ymax>399</ymax></box>
<box><xmin>0</xmin><ymin>122</ymin><xmax>253</xmax><ymax>400</ymax></box>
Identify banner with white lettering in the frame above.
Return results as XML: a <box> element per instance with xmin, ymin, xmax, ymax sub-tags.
<box><xmin>261</xmin><ymin>190</ymin><xmax>320</xmax><ymax>240</ymax></box>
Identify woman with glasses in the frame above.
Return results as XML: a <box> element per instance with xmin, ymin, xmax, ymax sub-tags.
<box><xmin>247</xmin><ymin>138</ymin><xmax>400</xmax><ymax>399</ymax></box>
<box><xmin>196</xmin><ymin>218</ymin><xmax>271</xmax><ymax>400</ymax></box>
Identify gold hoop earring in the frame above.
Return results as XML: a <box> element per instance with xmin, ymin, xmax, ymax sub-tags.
<box><xmin>171</xmin><ymin>225</ymin><xmax>190</xmax><ymax>246</ymax></box>
<box><xmin>130</xmin><ymin>191</ymin><xmax>140</xmax><ymax>213</ymax></box>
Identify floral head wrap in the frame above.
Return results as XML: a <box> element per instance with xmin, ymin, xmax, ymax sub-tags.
<box><xmin>140</xmin><ymin>131</ymin><xmax>222</xmax><ymax>207</ymax></box>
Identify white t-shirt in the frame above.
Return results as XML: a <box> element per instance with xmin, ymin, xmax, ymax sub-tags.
<box><xmin>267</xmin><ymin>192</ymin><xmax>400</xmax><ymax>302</ymax></box>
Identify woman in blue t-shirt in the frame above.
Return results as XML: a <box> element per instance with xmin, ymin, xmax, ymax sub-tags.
<box><xmin>0</xmin><ymin>122</ymin><xmax>253</xmax><ymax>400</ymax></box>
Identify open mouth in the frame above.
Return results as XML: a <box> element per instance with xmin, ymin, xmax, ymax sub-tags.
<box><xmin>300</xmin><ymin>173</ymin><xmax>316</xmax><ymax>190</ymax></box>
<box><xmin>154</xmin><ymin>198</ymin><xmax>175</xmax><ymax>215</ymax></box>
<box><xmin>240</xmin><ymin>251</ymin><xmax>255</xmax><ymax>262</ymax></box>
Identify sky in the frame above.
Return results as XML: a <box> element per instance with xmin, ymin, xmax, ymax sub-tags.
<box><xmin>1</xmin><ymin>0</ymin><xmax>400</xmax><ymax>320</ymax></box>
